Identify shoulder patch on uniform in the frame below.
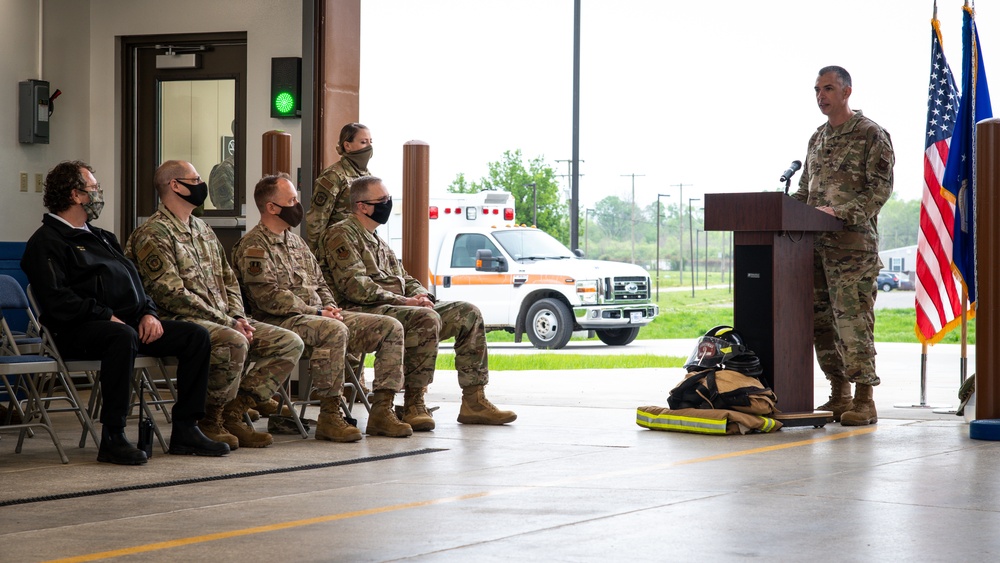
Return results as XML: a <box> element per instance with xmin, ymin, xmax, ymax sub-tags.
<box><xmin>144</xmin><ymin>254</ymin><xmax>163</xmax><ymax>274</ymax></box>
<box><xmin>877</xmin><ymin>156</ymin><xmax>891</xmax><ymax>174</ymax></box>
<box><xmin>336</xmin><ymin>245</ymin><xmax>349</xmax><ymax>261</ymax></box>
<box><xmin>245</xmin><ymin>247</ymin><xmax>266</xmax><ymax>258</ymax></box>
<box><xmin>247</xmin><ymin>260</ymin><xmax>263</xmax><ymax>277</ymax></box>
<box><xmin>135</xmin><ymin>240</ymin><xmax>153</xmax><ymax>260</ymax></box>
<box><xmin>313</xmin><ymin>191</ymin><xmax>328</xmax><ymax>207</ymax></box>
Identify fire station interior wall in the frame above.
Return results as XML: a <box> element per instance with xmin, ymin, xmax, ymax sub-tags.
<box><xmin>0</xmin><ymin>0</ymin><xmax>303</xmax><ymax>242</ymax></box>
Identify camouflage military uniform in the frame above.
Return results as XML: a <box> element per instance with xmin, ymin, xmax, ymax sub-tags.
<box><xmin>792</xmin><ymin>110</ymin><xmax>894</xmax><ymax>386</ymax></box>
<box><xmin>306</xmin><ymin>158</ymin><xmax>367</xmax><ymax>255</ymax></box>
<box><xmin>232</xmin><ymin>224</ymin><xmax>404</xmax><ymax>397</ymax></box>
<box><xmin>321</xmin><ymin>215</ymin><xmax>489</xmax><ymax>389</ymax></box>
<box><xmin>125</xmin><ymin>204</ymin><xmax>304</xmax><ymax>405</ymax></box>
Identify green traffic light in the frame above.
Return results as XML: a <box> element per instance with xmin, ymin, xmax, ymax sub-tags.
<box><xmin>274</xmin><ymin>92</ymin><xmax>295</xmax><ymax>114</ymax></box>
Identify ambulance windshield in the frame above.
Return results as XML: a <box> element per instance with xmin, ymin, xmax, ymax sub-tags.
<box><xmin>493</xmin><ymin>230</ymin><xmax>574</xmax><ymax>262</ymax></box>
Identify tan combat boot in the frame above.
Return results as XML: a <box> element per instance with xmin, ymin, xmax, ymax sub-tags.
<box><xmin>198</xmin><ymin>402</ymin><xmax>239</xmax><ymax>450</ymax></box>
<box><xmin>366</xmin><ymin>390</ymin><xmax>412</xmax><ymax>437</ymax></box>
<box><xmin>255</xmin><ymin>397</ymin><xmax>294</xmax><ymax>418</ymax></box>
<box><xmin>458</xmin><ymin>385</ymin><xmax>517</xmax><ymax>425</ymax></box>
<box><xmin>315</xmin><ymin>396</ymin><xmax>362</xmax><ymax>442</ymax></box>
<box><xmin>817</xmin><ymin>379</ymin><xmax>854</xmax><ymax>422</ymax></box>
<box><xmin>402</xmin><ymin>386</ymin><xmax>435</xmax><ymax>431</ymax></box>
<box><xmin>841</xmin><ymin>383</ymin><xmax>878</xmax><ymax>426</ymax></box>
<box><xmin>222</xmin><ymin>394</ymin><xmax>274</xmax><ymax>448</ymax></box>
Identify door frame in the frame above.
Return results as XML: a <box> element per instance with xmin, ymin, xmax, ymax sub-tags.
<box><xmin>120</xmin><ymin>31</ymin><xmax>248</xmax><ymax>242</ymax></box>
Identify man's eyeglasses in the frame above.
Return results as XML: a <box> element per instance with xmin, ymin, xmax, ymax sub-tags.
<box><xmin>359</xmin><ymin>195</ymin><xmax>391</xmax><ymax>205</ymax></box>
<box><xmin>174</xmin><ymin>177</ymin><xmax>202</xmax><ymax>184</ymax></box>
<box><xmin>76</xmin><ymin>184</ymin><xmax>102</xmax><ymax>196</ymax></box>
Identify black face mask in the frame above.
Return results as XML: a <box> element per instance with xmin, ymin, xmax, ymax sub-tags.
<box><xmin>176</xmin><ymin>179</ymin><xmax>209</xmax><ymax>207</ymax></box>
<box><xmin>274</xmin><ymin>201</ymin><xmax>304</xmax><ymax>228</ymax></box>
<box><xmin>367</xmin><ymin>198</ymin><xmax>393</xmax><ymax>225</ymax></box>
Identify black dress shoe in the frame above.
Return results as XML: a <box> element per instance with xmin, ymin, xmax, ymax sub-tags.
<box><xmin>97</xmin><ymin>426</ymin><xmax>148</xmax><ymax>465</ymax></box>
<box><xmin>169</xmin><ymin>420</ymin><xmax>231</xmax><ymax>456</ymax></box>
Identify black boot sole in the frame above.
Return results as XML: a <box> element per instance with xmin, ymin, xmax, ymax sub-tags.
<box><xmin>168</xmin><ymin>444</ymin><xmax>230</xmax><ymax>456</ymax></box>
<box><xmin>97</xmin><ymin>453</ymin><xmax>148</xmax><ymax>465</ymax></box>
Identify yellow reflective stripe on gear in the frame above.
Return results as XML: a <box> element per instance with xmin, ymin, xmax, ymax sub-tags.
<box><xmin>635</xmin><ymin>409</ymin><xmax>728</xmax><ymax>435</ymax></box>
<box><xmin>757</xmin><ymin>416</ymin><xmax>778</xmax><ymax>433</ymax></box>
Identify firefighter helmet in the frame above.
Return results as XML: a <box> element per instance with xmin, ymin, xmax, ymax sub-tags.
<box><xmin>684</xmin><ymin>325</ymin><xmax>755</xmax><ymax>372</ymax></box>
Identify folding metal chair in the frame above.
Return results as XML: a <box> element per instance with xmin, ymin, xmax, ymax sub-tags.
<box><xmin>273</xmin><ymin>354</ymin><xmax>369</xmax><ymax>439</ymax></box>
<box><xmin>25</xmin><ymin>284</ymin><xmax>170</xmax><ymax>452</ymax></box>
<box><xmin>0</xmin><ymin>353</ymin><xmax>69</xmax><ymax>464</ymax></box>
<box><xmin>0</xmin><ymin>282</ymin><xmax>72</xmax><ymax>463</ymax></box>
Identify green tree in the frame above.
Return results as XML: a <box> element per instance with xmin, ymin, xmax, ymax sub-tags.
<box><xmin>448</xmin><ymin>172</ymin><xmax>479</xmax><ymax>194</ymax></box>
<box><xmin>594</xmin><ymin>195</ymin><xmax>631</xmax><ymax>239</ymax></box>
<box><xmin>449</xmin><ymin>149</ymin><xmax>568</xmax><ymax>242</ymax></box>
<box><xmin>878</xmin><ymin>193</ymin><xmax>920</xmax><ymax>250</ymax></box>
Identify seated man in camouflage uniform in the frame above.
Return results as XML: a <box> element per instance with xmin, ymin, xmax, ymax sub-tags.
<box><xmin>319</xmin><ymin>175</ymin><xmax>516</xmax><ymax>429</ymax></box>
<box><xmin>126</xmin><ymin>160</ymin><xmax>304</xmax><ymax>449</ymax></box>
<box><xmin>233</xmin><ymin>173</ymin><xmax>411</xmax><ymax>441</ymax></box>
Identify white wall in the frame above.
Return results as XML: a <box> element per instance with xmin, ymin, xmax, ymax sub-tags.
<box><xmin>89</xmin><ymin>0</ymin><xmax>303</xmax><ymax>235</ymax></box>
<box><xmin>0</xmin><ymin>0</ymin><xmax>303</xmax><ymax>241</ymax></box>
<box><xmin>0</xmin><ymin>0</ymin><xmax>91</xmax><ymax>241</ymax></box>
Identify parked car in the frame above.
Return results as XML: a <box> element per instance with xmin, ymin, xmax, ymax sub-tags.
<box><xmin>877</xmin><ymin>271</ymin><xmax>900</xmax><ymax>292</ymax></box>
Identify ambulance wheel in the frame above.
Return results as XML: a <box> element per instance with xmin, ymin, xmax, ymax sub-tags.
<box><xmin>526</xmin><ymin>298</ymin><xmax>573</xmax><ymax>349</ymax></box>
<box><xmin>595</xmin><ymin>327</ymin><xmax>640</xmax><ymax>346</ymax></box>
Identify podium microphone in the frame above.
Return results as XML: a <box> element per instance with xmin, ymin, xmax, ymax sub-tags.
<box><xmin>779</xmin><ymin>160</ymin><xmax>802</xmax><ymax>183</ymax></box>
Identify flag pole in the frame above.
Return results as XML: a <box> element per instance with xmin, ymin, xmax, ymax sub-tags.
<box><xmin>899</xmin><ymin>0</ymin><xmax>952</xmax><ymax>410</ymax></box>
<box><xmin>961</xmin><ymin>291</ymin><xmax>968</xmax><ymax>382</ymax></box>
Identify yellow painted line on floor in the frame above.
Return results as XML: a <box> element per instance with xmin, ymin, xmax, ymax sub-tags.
<box><xmin>45</xmin><ymin>426</ymin><xmax>876</xmax><ymax>563</ymax></box>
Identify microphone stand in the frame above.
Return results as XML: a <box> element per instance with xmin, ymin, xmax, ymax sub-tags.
<box><xmin>784</xmin><ymin>178</ymin><xmax>792</xmax><ymax>195</ymax></box>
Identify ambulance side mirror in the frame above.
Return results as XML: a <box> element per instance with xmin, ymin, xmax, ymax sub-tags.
<box><xmin>573</xmin><ymin>248</ymin><xmax>584</xmax><ymax>258</ymax></box>
<box><xmin>475</xmin><ymin>249</ymin><xmax>507</xmax><ymax>272</ymax></box>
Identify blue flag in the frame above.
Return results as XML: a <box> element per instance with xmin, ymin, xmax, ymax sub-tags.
<box><xmin>942</xmin><ymin>5</ymin><xmax>992</xmax><ymax>305</ymax></box>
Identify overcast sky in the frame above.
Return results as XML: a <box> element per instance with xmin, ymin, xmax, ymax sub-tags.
<box><xmin>359</xmin><ymin>0</ymin><xmax>995</xmax><ymax>212</ymax></box>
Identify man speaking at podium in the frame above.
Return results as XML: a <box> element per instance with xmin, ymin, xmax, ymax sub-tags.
<box><xmin>791</xmin><ymin>65</ymin><xmax>894</xmax><ymax>426</ymax></box>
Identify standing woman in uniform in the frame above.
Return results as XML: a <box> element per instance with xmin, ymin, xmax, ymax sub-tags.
<box><xmin>306</xmin><ymin>122</ymin><xmax>373</xmax><ymax>253</ymax></box>
<box><xmin>306</xmin><ymin>122</ymin><xmax>374</xmax><ymax>396</ymax></box>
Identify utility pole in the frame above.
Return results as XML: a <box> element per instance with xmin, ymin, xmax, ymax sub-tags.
<box><xmin>584</xmin><ymin>207</ymin><xmax>593</xmax><ymax>257</ymax></box>
<box><xmin>671</xmin><ymin>183</ymin><xmax>691</xmax><ymax>284</ymax></box>
<box><xmin>704</xmin><ymin>228</ymin><xmax>709</xmax><ymax>290</ymax></box>
<box><xmin>569</xmin><ymin>0</ymin><xmax>581</xmax><ymax>251</ymax></box>
<box><xmin>656</xmin><ymin>194</ymin><xmax>670</xmax><ymax>300</ymax></box>
<box><xmin>621</xmin><ymin>173</ymin><xmax>644</xmax><ymax>264</ymax></box>
<box><xmin>524</xmin><ymin>182</ymin><xmax>537</xmax><ymax>226</ymax></box>
<box><xmin>555</xmin><ymin>159</ymin><xmax>585</xmax><ymax>186</ymax></box>
<box><xmin>688</xmin><ymin>197</ymin><xmax>699</xmax><ymax>298</ymax></box>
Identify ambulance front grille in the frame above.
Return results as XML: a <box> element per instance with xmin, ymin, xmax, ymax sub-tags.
<box><xmin>605</xmin><ymin>276</ymin><xmax>650</xmax><ymax>302</ymax></box>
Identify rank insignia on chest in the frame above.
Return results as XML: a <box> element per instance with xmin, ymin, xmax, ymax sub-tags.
<box><xmin>313</xmin><ymin>192</ymin><xmax>328</xmax><ymax>207</ymax></box>
<box><xmin>336</xmin><ymin>246</ymin><xmax>349</xmax><ymax>260</ymax></box>
<box><xmin>247</xmin><ymin>260</ymin><xmax>263</xmax><ymax>277</ymax></box>
<box><xmin>75</xmin><ymin>246</ymin><xmax>86</xmax><ymax>252</ymax></box>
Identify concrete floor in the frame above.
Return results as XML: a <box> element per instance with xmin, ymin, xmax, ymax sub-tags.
<box><xmin>1</xmin><ymin>340</ymin><xmax>996</xmax><ymax>562</ymax></box>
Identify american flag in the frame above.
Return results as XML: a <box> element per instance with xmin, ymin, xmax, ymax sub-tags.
<box><xmin>915</xmin><ymin>19</ymin><xmax>963</xmax><ymax>344</ymax></box>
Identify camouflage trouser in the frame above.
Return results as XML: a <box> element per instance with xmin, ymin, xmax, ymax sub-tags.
<box><xmin>191</xmin><ymin>318</ymin><xmax>304</xmax><ymax>405</ymax></box>
<box><xmin>812</xmin><ymin>247</ymin><xmax>881</xmax><ymax>386</ymax></box>
<box><xmin>349</xmin><ymin>300</ymin><xmax>489</xmax><ymax>389</ymax></box>
<box><xmin>273</xmin><ymin>312</ymin><xmax>405</xmax><ymax>398</ymax></box>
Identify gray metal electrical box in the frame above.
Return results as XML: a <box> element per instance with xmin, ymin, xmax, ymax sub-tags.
<box><xmin>19</xmin><ymin>79</ymin><xmax>50</xmax><ymax>144</ymax></box>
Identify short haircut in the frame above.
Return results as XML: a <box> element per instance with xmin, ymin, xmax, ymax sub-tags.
<box><xmin>337</xmin><ymin>122</ymin><xmax>369</xmax><ymax>154</ymax></box>
<box><xmin>350</xmin><ymin>176</ymin><xmax>383</xmax><ymax>205</ymax></box>
<box><xmin>153</xmin><ymin>160</ymin><xmax>193</xmax><ymax>197</ymax></box>
<box><xmin>254</xmin><ymin>173</ymin><xmax>292</xmax><ymax>211</ymax></box>
<box><xmin>818</xmin><ymin>65</ymin><xmax>852</xmax><ymax>88</ymax></box>
<box><xmin>43</xmin><ymin>160</ymin><xmax>94</xmax><ymax>213</ymax></box>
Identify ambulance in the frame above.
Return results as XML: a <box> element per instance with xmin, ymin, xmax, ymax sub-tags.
<box><xmin>379</xmin><ymin>191</ymin><xmax>659</xmax><ymax>349</ymax></box>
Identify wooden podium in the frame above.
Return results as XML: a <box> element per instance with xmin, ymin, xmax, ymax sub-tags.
<box><xmin>704</xmin><ymin>192</ymin><xmax>843</xmax><ymax>415</ymax></box>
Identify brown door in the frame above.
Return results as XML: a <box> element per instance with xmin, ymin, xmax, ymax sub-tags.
<box><xmin>122</xmin><ymin>32</ymin><xmax>247</xmax><ymax>255</ymax></box>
